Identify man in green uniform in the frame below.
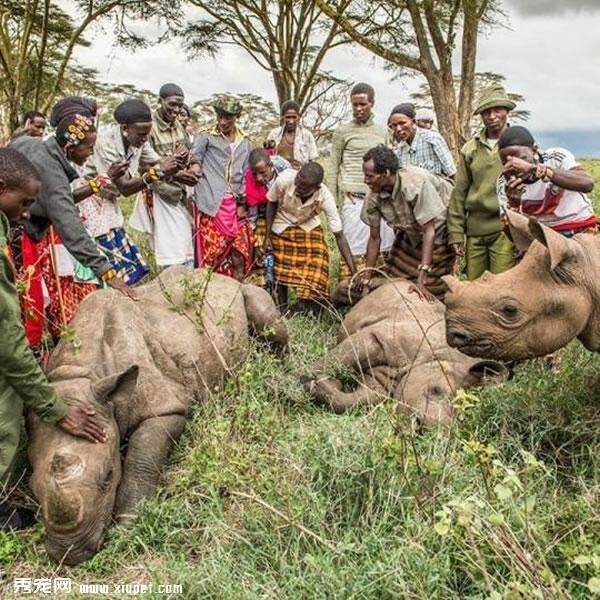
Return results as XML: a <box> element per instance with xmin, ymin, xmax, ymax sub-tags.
<box><xmin>447</xmin><ymin>85</ymin><xmax>516</xmax><ymax>280</ymax></box>
<box><xmin>0</xmin><ymin>148</ymin><xmax>106</xmax><ymax>529</ymax></box>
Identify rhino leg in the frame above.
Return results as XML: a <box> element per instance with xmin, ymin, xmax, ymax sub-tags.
<box><xmin>305</xmin><ymin>329</ymin><xmax>390</xmax><ymax>412</ymax></box>
<box><xmin>114</xmin><ymin>414</ymin><xmax>186</xmax><ymax>524</ymax></box>
<box><xmin>313</xmin><ymin>328</ymin><xmax>387</xmax><ymax>375</ymax></box>
<box><xmin>307</xmin><ymin>377</ymin><xmax>388</xmax><ymax>414</ymax></box>
<box><xmin>240</xmin><ymin>283</ymin><xmax>288</xmax><ymax>353</ymax></box>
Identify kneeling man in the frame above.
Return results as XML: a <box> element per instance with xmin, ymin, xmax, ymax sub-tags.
<box><xmin>264</xmin><ymin>162</ymin><xmax>356</xmax><ymax>312</ymax></box>
<box><xmin>361</xmin><ymin>145</ymin><xmax>453</xmax><ymax>302</ymax></box>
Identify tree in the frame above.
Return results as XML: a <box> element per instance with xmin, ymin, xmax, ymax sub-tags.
<box><xmin>180</xmin><ymin>0</ymin><xmax>351</xmax><ymax>116</ymax></box>
<box><xmin>410</xmin><ymin>72</ymin><xmax>530</xmax><ymax>135</ymax></box>
<box><xmin>0</xmin><ymin>0</ymin><xmax>180</xmax><ymax>135</ymax></box>
<box><xmin>191</xmin><ymin>93</ymin><xmax>280</xmax><ymax>143</ymax></box>
<box><xmin>315</xmin><ymin>0</ymin><xmax>504</xmax><ymax>154</ymax></box>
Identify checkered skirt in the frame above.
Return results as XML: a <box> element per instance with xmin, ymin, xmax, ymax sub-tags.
<box><xmin>271</xmin><ymin>225</ymin><xmax>330</xmax><ymax>300</ymax></box>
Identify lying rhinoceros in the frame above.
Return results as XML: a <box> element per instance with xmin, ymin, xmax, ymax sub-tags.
<box><xmin>27</xmin><ymin>267</ymin><xmax>287</xmax><ymax>565</ymax></box>
<box><xmin>445</xmin><ymin>211</ymin><xmax>600</xmax><ymax>361</ymax></box>
<box><xmin>304</xmin><ymin>279</ymin><xmax>507</xmax><ymax>424</ymax></box>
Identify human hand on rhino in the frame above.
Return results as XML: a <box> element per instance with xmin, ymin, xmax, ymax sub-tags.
<box><xmin>57</xmin><ymin>402</ymin><xmax>107</xmax><ymax>444</ymax></box>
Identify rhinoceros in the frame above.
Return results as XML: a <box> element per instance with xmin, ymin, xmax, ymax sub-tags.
<box><xmin>304</xmin><ymin>279</ymin><xmax>507</xmax><ymax>424</ymax></box>
<box><xmin>445</xmin><ymin>211</ymin><xmax>600</xmax><ymax>361</ymax></box>
<box><xmin>27</xmin><ymin>267</ymin><xmax>287</xmax><ymax>565</ymax></box>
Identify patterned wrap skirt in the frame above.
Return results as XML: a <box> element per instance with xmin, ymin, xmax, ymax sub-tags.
<box><xmin>385</xmin><ymin>230</ymin><xmax>454</xmax><ymax>299</ymax></box>
<box><xmin>271</xmin><ymin>225</ymin><xmax>330</xmax><ymax>300</ymax></box>
<box><xmin>97</xmin><ymin>227</ymin><xmax>149</xmax><ymax>285</ymax></box>
<box><xmin>10</xmin><ymin>226</ymin><xmax>98</xmax><ymax>345</ymax></box>
<box><xmin>193</xmin><ymin>203</ymin><xmax>254</xmax><ymax>278</ymax></box>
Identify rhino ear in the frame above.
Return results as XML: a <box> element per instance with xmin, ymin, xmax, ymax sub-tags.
<box><xmin>505</xmin><ymin>210</ymin><xmax>535</xmax><ymax>253</ymax></box>
<box><xmin>528</xmin><ymin>218</ymin><xmax>576</xmax><ymax>271</ymax></box>
<box><xmin>465</xmin><ymin>360</ymin><xmax>509</xmax><ymax>387</ymax></box>
<box><xmin>91</xmin><ymin>365</ymin><xmax>139</xmax><ymax>403</ymax></box>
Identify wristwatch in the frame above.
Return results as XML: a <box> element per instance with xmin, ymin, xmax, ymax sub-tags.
<box><xmin>418</xmin><ymin>264</ymin><xmax>432</xmax><ymax>273</ymax></box>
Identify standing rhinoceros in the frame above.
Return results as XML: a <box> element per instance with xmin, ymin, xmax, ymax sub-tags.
<box><xmin>304</xmin><ymin>279</ymin><xmax>507</xmax><ymax>425</ymax></box>
<box><xmin>27</xmin><ymin>267</ymin><xmax>287</xmax><ymax>565</ymax></box>
<box><xmin>445</xmin><ymin>211</ymin><xmax>600</xmax><ymax>361</ymax></box>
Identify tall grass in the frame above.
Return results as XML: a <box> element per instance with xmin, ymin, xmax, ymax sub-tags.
<box><xmin>1</xmin><ymin>162</ymin><xmax>599</xmax><ymax>598</ymax></box>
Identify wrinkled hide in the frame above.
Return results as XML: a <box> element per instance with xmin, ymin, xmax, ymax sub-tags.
<box><xmin>305</xmin><ymin>279</ymin><xmax>507</xmax><ymax>424</ymax></box>
<box><xmin>445</xmin><ymin>211</ymin><xmax>600</xmax><ymax>361</ymax></box>
<box><xmin>28</xmin><ymin>267</ymin><xmax>287</xmax><ymax>565</ymax></box>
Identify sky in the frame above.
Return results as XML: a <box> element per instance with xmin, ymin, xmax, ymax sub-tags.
<box><xmin>70</xmin><ymin>0</ymin><xmax>600</xmax><ymax>152</ymax></box>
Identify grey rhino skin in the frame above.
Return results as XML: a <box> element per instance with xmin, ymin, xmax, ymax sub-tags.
<box><xmin>305</xmin><ymin>279</ymin><xmax>507</xmax><ymax>424</ymax></box>
<box><xmin>28</xmin><ymin>267</ymin><xmax>287</xmax><ymax>566</ymax></box>
<box><xmin>445</xmin><ymin>210</ymin><xmax>600</xmax><ymax>361</ymax></box>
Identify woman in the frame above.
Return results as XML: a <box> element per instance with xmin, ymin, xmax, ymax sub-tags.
<box><xmin>10</xmin><ymin>97</ymin><xmax>133</xmax><ymax>346</ymax></box>
<box><xmin>79</xmin><ymin>99</ymin><xmax>183</xmax><ymax>285</ymax></box>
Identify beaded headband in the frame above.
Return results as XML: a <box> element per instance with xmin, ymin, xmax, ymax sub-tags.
<box><xmin>63</xmin><ymin>114</ymin><xmax>93</xmax><ymax>148</ymax></box>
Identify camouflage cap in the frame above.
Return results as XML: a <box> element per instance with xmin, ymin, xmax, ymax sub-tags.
<box><xmin>473</xmin><ymin>85</ymin><xmax>516</xmax><ymax>116</ymax></box>
<box><xmin>213</xmin><ymin>96</ymin><xmax>243</xmax><ymax>116</ymax></box>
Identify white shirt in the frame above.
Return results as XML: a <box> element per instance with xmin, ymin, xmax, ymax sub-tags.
<box><xmin>266</xmin><ymin>125</ymin><xmax>319</xmax><ymax>165</ymax></box>
<box><xmin>498</xmin><ymin>147</ymin><xmax>595</xmax><ymax>231</ymax></box>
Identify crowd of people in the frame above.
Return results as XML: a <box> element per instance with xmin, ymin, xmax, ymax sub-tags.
<box><xmin>0</xmin><ymin>79</ymin><xmax>597</xmax><ymax>527</ymax></box>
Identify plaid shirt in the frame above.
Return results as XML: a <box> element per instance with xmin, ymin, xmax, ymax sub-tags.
<box><xmin>394</xmin><ymin>127</ymin><xmax>456</xmax><ymax>178</ymax></box>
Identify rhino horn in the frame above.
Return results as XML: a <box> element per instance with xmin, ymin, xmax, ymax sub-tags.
<box><xmin>441</xmin><ymin>274</ymin><xmax>460</xmax><ymax>292</ymax></box>
<box><xmin>44</xmin><ymin>479</ymin><xmax>84</xmax><ymax>531</ymax></box>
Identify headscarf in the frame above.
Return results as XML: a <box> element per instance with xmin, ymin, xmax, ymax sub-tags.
<box><xmin>415</xmin><ymin>108</ymin><xmax>435</xmax><ymax>121</ymax></box>
<box><xmin>389</xmin><ymin>103</ymin><xmax>416</xmax><ymax>120</ymax></box>
<box><xmin>50</xmin><ymin>96</ymin><xmax>97</xmax><ymax>128</ymax></box>
<box><xmin>114</xmin><ymin>99</ymin><xmax>153</xmax><ymax>124</ymax></box>
<box><xmin>159</xmin><ymin>83</ymin><xmax>184</xmax><ymax>99</ymax></box>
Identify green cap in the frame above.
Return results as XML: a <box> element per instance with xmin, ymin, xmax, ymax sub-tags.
<box><xmin>473</xmin><ymin>85</ymin><xmax>516</xmax><ymax>115</ymax></box>
<box><xmin>213</xmin><ymin>95</ymin><xmax>243</xmax><ymax>116</ymax></box>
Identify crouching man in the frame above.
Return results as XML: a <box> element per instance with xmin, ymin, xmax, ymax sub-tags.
<box><xmin>0</xmin><ymin>148</ymin><xmax>106</xmax><ymax>529</ymax></box>
<box><xmin>359</xmin><ymin>145</ymin><xmax>454</xmax><ymax>302</ymax></box>
<box><xmin>264</xmin><ymin>162</ymin><xmax>356</xmax><ymax>313</ymax></box>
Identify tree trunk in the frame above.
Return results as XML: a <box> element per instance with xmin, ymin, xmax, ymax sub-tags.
<box><xmin>457</xmin><ymin>0</ymin><xmax>480</xmax><ymax>142</ymax></box>
<box><xmin>427</xmin><ymin>70</ymin><xmax>461</xmax><ymax>156</ymax></box>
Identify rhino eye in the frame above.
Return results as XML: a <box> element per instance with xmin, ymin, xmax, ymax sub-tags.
<box><xmin>501</xmin><ymin>304</ymin><xmax>519</xmax><ymax>319</ymax></box>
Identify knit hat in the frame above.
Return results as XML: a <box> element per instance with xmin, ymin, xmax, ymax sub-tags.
<box><xmin>213</xmin><ymin>96</ymin><xmax>243</xmax><ymax>116</ymax></box>
<box><xmin>415</xmin><ymin>108</ymin><xmax>435</xmax><ymax>121</ymax></box>
<box><xmin>498</xmin><ymin>125</ymin><xmax>535</xmax><ymax>150</ymax></box>
<box><xmin>389</xmin><ymin>103</ymin><xmax>416</xmax><ymax>120</ymax></box>
<box><xmin>114</xmin><ymin>99</ymin><xmax>152</xmax><ymax>124</ymax></box>
<box><xmin>159</xmin><ymin>83</ymin><xmax>184</xmax><ymax>99</ymax></box>
<box><xmin>473</xmin><ymin>85</ymin><xmax>516</xmax><ymax>115</ymax></box>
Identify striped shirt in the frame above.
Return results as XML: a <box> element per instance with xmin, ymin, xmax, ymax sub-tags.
<box><xmin>147</xmin><ymin>111</ymin><xmax>192</xmax><ymax>206</ymax></box>
<box><xmin>394</xmin><ymin>127</ymin><xmax>456</xmax><ymax>178</ymax></box>
<box><xmin>497</xmin><ymin>147</ymin><xmax>596</xmax><ymax>233</ymax></box>
<box><xmin>328</xmin><ymin>116</ymin><xmax>387</xmax><ymax>204</ymax></box>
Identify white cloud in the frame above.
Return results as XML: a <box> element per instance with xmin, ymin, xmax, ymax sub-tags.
<box><xmin>70</xmin><ymin>2</ymin><xmax>600</xmax><ymax>135</ymax></box>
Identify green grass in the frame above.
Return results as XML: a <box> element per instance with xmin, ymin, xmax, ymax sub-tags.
<box><xmin>1</xmin><ymin>163</ymin><xmax>600</xmax><ymax>598</ymax></box>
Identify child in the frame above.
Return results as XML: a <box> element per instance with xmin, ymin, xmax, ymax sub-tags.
<box><xmin>0</xmin><ymin>148</ymin><xmax>106</xmax><ymax>530</ymax></box>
